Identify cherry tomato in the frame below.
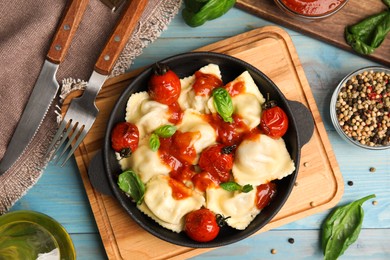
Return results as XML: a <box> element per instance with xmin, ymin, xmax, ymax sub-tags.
<box><xmin>260</xmin><ymin>100</ymin><xmax>289</xmax><ymax>138</ymax></box>
<box><xmin>198</xmin><ymin>144</ymin><xmax>235</xmax><ymax>183</ymax></box>
<box><xmin>184</xmin><ymin>208</ymin><xmax>220</xmax><ymax>242</ymax></box>
<box><xmin>255</xmin><ymin>182</ymin><xmax>277</xmax><ymax>210</ymax></box>
<box><xmin>148</xmin><ymin>63</ymin><xmax>181</xmax><ymax>105</ymax></box>
<box><xmin>111</xmin><ymin>122</ymin><xmax>139</xmax><ymax>158</ymax></box>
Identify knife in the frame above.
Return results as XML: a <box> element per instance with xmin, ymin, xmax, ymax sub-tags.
<box><xmin>0</xmin><ymin>0</ymin><xmax>90</xmax><ymax>175</ymax></box>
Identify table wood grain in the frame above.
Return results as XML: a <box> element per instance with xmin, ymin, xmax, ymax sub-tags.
<box><xmin>9</xmin><ymin>6</ymin><xmax>390</xmax><ymax>260</ymax></box>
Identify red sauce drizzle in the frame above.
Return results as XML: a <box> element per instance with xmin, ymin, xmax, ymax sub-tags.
<box><xmin>281</xmin><ymin>0</ymin><xmax>346</xmax><ymax>16</ymax></box>
<box><xmin>192</xmin><ymin>172</ymin><xmax>220</xmax><ymax>192</ymax></box>
<box><xmin>204</xmin><ymin>114</ymin><xmax>250</xmax><ymax>146</ymax></box>
<box><xmin>168</xmin><ymin>177</ymin><xmax>192</xmax><ymax>200</ymax></box>
<box><xmin>192</xmin><ymin>71</ymin><xmax>223</xmax><ymax>96</ymax></box>
<box><xmin>225</xmin><ymin>80</ymin><xmax>245</xmax><ymax>97</ymax></box>
<box><xmin>167</xmin><ymin>101</ymin><xmax>183</xmax><ymax>124</ymax></box>
<box><xmin>159</xmin><ymin>131</ymin><xmax>198</xmax><ymax>183</ymax></box>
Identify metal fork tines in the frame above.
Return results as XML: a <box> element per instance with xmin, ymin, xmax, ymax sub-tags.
<box><xmin>46</xmin><ymin>72</ymin><xmax>106</xmax><ymax>166</ymax></box>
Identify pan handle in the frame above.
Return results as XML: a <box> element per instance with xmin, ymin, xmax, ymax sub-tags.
<box><xmin>287</xmin><ymin>100</ymin><xmax>314</xmax><ymax>148</ymax></box>
<box><xmin>88</xmin><ymin>150</ymin><xmax>113</xmax><ymax>196</ymax></box>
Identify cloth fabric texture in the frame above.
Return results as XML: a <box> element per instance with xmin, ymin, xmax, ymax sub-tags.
<box><xmin>0</xmin><ymin>0</ymin><xmax>182</xmax><ymax>214</ymax></box>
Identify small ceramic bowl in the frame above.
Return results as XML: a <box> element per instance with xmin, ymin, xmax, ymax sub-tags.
<box><xmin>330</xmin><ymin>66</ymin><xmax>390</xmax><ymax>150</ymax></box>
<box><xmin>274</xmin><ymin>0</ymin><xmax>349</xmax><ymax>22</ymax></box>
<box><xmin>0</xmin><ymin>210</ymin><xmax>75</xmax><ymax>259</ymax></box>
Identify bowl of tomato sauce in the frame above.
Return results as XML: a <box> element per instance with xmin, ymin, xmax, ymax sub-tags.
<box><xmin>87</xmin><ymin>52</ymin><xmax>315</xmax><ymax>248</ymax></box>
<box><xmin>274</xmin><ymin>0</ymin><xmax>349</xmax><ymax>21</ymax></box>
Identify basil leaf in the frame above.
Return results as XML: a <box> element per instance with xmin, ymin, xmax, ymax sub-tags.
<box><xmin>322</xmin><ymin>194</ymin><xmax>376</xmax><ymax>260</ymax></box>
<box><xmin>220</xmin><ymin>182</ymin><xmax>253</xmax><ymax>193</ymax></box>
<box><xmin>117</xmin><ymin>170</ymin><xmax>145</xmax><ymax>205</ymax></box>
<box><xmin>212</xmin><ymin>87</ymin><xmax>233</xmax><ymax>123</ymax></box>
<box><xmin>220</xmin><ymin>181</ymin><xmax>241</xmax><ymax>192</ymax></box>
<box><xmin>345</xmin><ymin>10</ymin><xmax>390</xmax><ymax>55</ymax></box>
<box><xmin>242</xmin><ymin>184</ymin><xmax>254</xmax><ymax>193</ymax></box>
<box><xmin>383</xmin><ymin>0</ymin><xmax>390</xmax><ymax>8</ymax></box>
<box><xmin>154</xmin><ymin>125</ymin><xmax>177</xmax><ymax>138</ymax></box>
<box><xmin>149</xmin><ymin>133</ymin><xmax>160</xmax><ymax>151</ymax></box>
<box><xmin>182</xmin><ymin>0</ymin><xmax>236</xmax><ymax>27</ymax></box>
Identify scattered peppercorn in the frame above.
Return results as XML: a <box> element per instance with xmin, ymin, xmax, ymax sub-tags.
<box><xmin>288</xmin><ymin>238</ymin><xmax>295</xmax><ymax>244</ymax></box>
<box><xmin>369</xmin><ymin>167</ymin><xmax>376</xmax><ymax>172</ymax></box>
<box><xmin>372</xmin><ymin>200</ymin><xmax>378</xmax><ymax>206</ymax></box>
<box><xmin>335</xmin><ymin>69</ymin><xmax>390</xmax><ymax>147</ymax></box>
<box><xmin>271</xmin><ymin>249</ymin><xmax>277</xmax><ymax>254</ymax></box>
<box><xmin>347</xmin><ymin>181</ymin><xmax>354</xmax><ymax>186</ymax></box>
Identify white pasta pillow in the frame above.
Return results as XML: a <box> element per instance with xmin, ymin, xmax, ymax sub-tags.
<box><xmin>225</xmin><ymin>71</ymin><xmax>266</xmax><ymax>104</ymax></box>
<box><xmin>178</xmin><ymin>64</ymin><xmax>222</xmax><ymax>113</ymax></box>
<box><xmin>206</xmin><ymin>187</ymin><xmax>260</xmax><ymax>230</ymax></box>
<box><xmin>232</xmin><ymin>133</ymin><xmax>295</xmax><ymax>186</ymax></box>
<box><xmin>119</xmin><ymin>138</ymin><xmax>171</xmax><ymax>183</ymax></box>
<box><xmin>232</xmin><ymin>93</ymin><xmax>261</xmax><ymax>129</ymax></box>
<box><xmin>176</xmin><ymin>109</ymin><xmax>217</xmax><ymax>163</ymax></box>
<box><xmin>138</xmin><ymin>175</ymin><xmax>205</xmax><ymax>233</ymax></box>
<box><xmin>125</xmin><ymin>91</ymin><xmax>170</xmax><ymax>139</ymax></box>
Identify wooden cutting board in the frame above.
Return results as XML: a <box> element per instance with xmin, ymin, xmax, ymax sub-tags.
<box><xmin>236</xmin><ymin>0</ymin><xmax>390</xmax><ymax>67</ymax></box>
<box><xmin>68</xmin><ymin>26</ymin><xmax>344</xmax><ymax>259</ymax></box>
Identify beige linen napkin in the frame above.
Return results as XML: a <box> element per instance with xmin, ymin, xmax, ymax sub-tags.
<box><xmin>0</xmin><ymin>0</ymin><xmax>182</xmax><ymax>214</ymax></box>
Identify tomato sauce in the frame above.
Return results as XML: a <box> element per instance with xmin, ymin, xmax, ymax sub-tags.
<box><xmin>225</xmin><ymin>80</ymin><xmax>245</xmax><ymax>97</ymax></box>
<box><xmin>281</xmin><ymin>0</ymin><xmax>346</xmax><ymax>16</ymax></box>
<box><xmin>167</xmin><ymin>101</ymin><xmax>183</xmax><ymax>124</ymax></box>
<box><xmin>168</xmin><ymin>177</ymin><xmax>192</xmax><ymax>200</ymax></box>
<box><xmin>192</xmin><ymin>172</ymin><xmax>220</xmax><ymax>192</ymax></box>
<box><xmin>192</xmin><ymin>71</ymin><xmax>223</xmax><ymax>96</ymax></box>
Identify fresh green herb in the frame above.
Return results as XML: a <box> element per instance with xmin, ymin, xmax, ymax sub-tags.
<box><xmin>345</xmin><ymin>0</ymin><xmax>390</xmax><ymax>55</ymax></box>
<box><xmin>154</xmin><ymin>125</ymin><xmax>177</xmax><ymax>138</ymax></box>
<box><xmin>212</xmin><ymin>87</ymin><xmax>233</xmax><ymax>123</ymax></box>
<box><xmin>117</xmin><ymin>170</ymin><xmax>145</xmax><ymax>205</ymax></box>
<box><xmin>220</xmin><ymin>181</ymin><xmax>253</xmax><ymax>193</ymax></box>
<box><xmin>322</xmin><ymin>194</ymin><xmax>376</xmax><ymax>260</ymax></box>
<box><xmin>149</xmin><ymin>133</ymin><xmax>160</xmax><ymax>151</ymax></box>
<box><xmin>182</xmin><ymin>0</ymin><xmax>236</xmax><ymax>27</ymax></box>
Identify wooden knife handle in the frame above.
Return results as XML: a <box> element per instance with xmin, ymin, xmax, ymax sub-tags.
<box><xmin>94</xmin><ymin>0</ymin><xmax>148</xmax><ymax>75</ymax></box>
<box><xmin>47</xmin><ymin>0</ymin><xmax>90</xmax><ymax>64</ymax></box>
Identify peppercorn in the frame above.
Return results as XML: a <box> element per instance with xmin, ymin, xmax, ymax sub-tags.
<box><xmin>335</xmin><ymin>69</ymin><xmax>390</xmax><ymax>147</ymax></box>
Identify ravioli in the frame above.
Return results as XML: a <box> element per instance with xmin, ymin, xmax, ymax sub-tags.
<box><xmin>232</xmin><ymin>133</ymin><xmax>295</xmax><ymax>186</ymax></box>
<box><xmin>206</xmin><ymin>187</ymin><xmax>260</xmax><ymax>230</ymax></box>
<box><xmin>178</xmin><ymin>64</ymin><xmax>222</xmax><ymax>113</ymax></box>
<box><xmin>176</xmin><ymin>109</ymin><xmax>217</xmax><ymax>163</ymax></box>
<box><xmin>138</xmin><ymin>175</ymin><xmax>205</xmax><ymax>232</ymax></box>
<box><xmin>119</xmin><ymin>138</ymin><xmax>171</xmax><ymax>183</ymax></box>
<box><xmin>125</xmin><ymin>91</ymin><xmax>170</xmax><ymax>139</ymax></box>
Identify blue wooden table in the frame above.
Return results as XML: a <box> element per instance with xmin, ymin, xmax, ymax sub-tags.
<box><xmin>10</xmin><ymin>6</ymin><xmax>390</xmax><ymax>260</ymax></box>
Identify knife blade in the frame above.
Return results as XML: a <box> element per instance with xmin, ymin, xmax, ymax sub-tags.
<box><xmin>0</xmin><ymin>0</ymin><xmax>90</xmax><ymax>175</ymax></box>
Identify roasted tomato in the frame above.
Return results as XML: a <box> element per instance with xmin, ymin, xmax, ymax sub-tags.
<box><xmin>260</xmin><ymin>100</ymin><xmax>289</xmax><ymax>138</ymax></box>
<box><xmin>198</xmin><ymin>144</ymin><xmax>235</xmax><ymax>183</ymax></box>
<box><xmin>111</xmin><ymin>122</ymin><xmax>139</xmax><ymax>158</ymax></box>
<box><xmin>255</xmin><ymin>182</ymin><xmax>277</xmax><ymax>210</ymax></box>
<box><xmin>184</xmin><ymin>208</ymin><xmax>220</xmax><ymax>242</ymax></box>
<box><xmin>148</xmin><ymin>63</ymin><xmax>181</xmax><ymax>105</ymax></box>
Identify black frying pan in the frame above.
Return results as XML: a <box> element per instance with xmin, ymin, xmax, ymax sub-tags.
<box><xmin>88</xmin><ymin>52</ymin><xmax>314</xmax><ymax>248</ymax></box>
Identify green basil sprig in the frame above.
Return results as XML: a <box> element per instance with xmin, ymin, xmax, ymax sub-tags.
<box><xmin>182</xmin><ymin>0</ymin><xmax>236</xmax><ymax>27</ymax></box>
<box><xmin>117</xmin><ymin>170</ymin><xmax>145</xmax><ymax>205</ymax></box>
<box><xmin>212</xmin><ymin>87</ymin><xmax>233</xmax><ymax>123</ymax></box>
<box><xmin>149</xmin><ymin>125</ymin><xmax>177</xmax><ymax>151</ymax></box>
<box><xmin>322</xmin><ymin>194</ymin><xmax>376</xmax><ymax>260</ymax></box>
<box><xmin>345</xmin><ymin>0</ymin><xmax>390</xmax><ymax>55</ymax></box>
<box><xmin>220</xmin><ymin>181</ymin><xmax>253</xmax><ymax>193</ymax></box>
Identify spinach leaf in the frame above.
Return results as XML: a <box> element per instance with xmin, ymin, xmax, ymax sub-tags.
<box><xmin>345</xmin><ymin>10</ymin><xmax>390</xmax><ymax>55</ymax></box>
<box><xmin>212</xmin><ymin>87</ymin><xmax>233</xmax><ymax>123</ymax></box>
<box><xmin>117</xmin><ymin>170</ymin><xmax>145</xmax><ymax>205</ymax></box>
<box><xmin>182</xmin><ymin>0</ymin><xmax>236</xmax><ymax>27</ymax></box>
<box><xmin>322</xmin><ymin>194</ymin><xmax>376</xmax><ymax>260</ymax></box>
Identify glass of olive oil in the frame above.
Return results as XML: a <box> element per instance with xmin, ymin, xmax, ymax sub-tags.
<box><xmin>0</xmin><ymin>210</ymin><xmax>75</xmax><ymax>260</ymax></box>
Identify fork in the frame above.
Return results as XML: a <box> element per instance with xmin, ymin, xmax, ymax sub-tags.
<box><xmin>46</xmin><ymin>0</ymin><xmax>148</xmax><ymax>166</ymax></box>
